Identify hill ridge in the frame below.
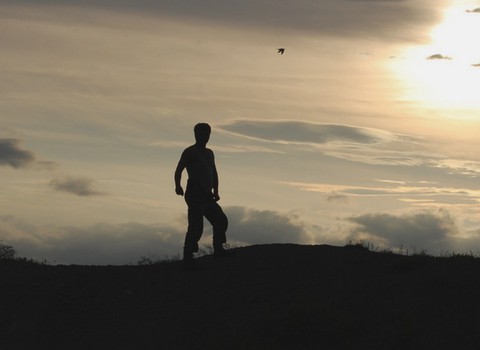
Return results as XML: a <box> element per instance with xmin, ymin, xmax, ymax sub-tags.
<box><xmin>2</xmin><ymin>243</ymin><xmax>480</xmax><ymax>349</ymax></box>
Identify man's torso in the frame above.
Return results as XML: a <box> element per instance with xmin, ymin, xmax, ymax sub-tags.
<box><xmin>184</xmin><ymin>145</ymin><xmax>214</xmax><ymax>194</ymax></box>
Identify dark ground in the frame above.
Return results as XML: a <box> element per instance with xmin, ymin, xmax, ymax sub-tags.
<box><xmin>1</xmin><ymin>244</ymin><xmax>480</xmax><ymax>350</ymax></box>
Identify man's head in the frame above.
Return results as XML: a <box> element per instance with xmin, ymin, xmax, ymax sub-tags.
<box><xmin>194</xmin><ymin>123</ymin><xmax>211</xmax><ymax>147</ymax></box>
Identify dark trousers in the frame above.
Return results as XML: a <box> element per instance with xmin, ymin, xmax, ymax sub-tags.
<box><xmin>184</xmin><ymin>186</ymin><xmax>228</xmax><ymax>254</ymax></box>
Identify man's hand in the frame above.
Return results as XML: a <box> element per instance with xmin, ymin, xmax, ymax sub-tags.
<box><xmin>213</xmin><ymin>191</ymin><xmax>220</xmax><ymax>202</ymax></box>
<box><xmin>175</xmin><ymin>186</ymin><xmax>184</xmax><ymax>196</ymax></box>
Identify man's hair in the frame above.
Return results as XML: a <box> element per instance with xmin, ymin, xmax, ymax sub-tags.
<box><xmin>194</xmin><ymin>123</ymin><xmax>211</xmax><ymax>135</ymax></box>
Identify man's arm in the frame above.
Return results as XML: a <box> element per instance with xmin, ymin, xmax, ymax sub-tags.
<box><xmin>174</xmin><ymin>151</ymin><xmax>187</xmax><ymax>196</ymax></box>
<box><xmin>212</xmin><ymin>151</ymin><xmax>220</xmax><ymax>201</ymax></box>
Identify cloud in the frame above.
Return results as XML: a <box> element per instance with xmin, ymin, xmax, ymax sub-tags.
<box><xmin>150</xmin><ymin>140</ymin><xmax>281</xmax><ymax>154</ymax></box>
<box><xmin>326</xmin><ymin>192</ymin><xmax>350</xmax><ymax>204</ymax></box>
<box><xmin>434</xmin><ymin>159</ymin><xmax>480</xmax><ymax>178</ymax></box>
<box><xmin>466</xmin><ymin>8</ymin><xmax>480</xmax><ymax>13</ymax></box>
<box><xmin>50</xmin><ymin>176</ymin><xmax>106</xmax><ymax>196</ymax></box>
<box><xmin>0</xmin><ymin>207</ymin><xmax>314</xmax><ymax>264</ymax></box>
<box><xmin>221</xmin><ymin>119</ymin><xmax>432</xmax><ymax>166</ymax></box>
<box><xmin>0</xmin><ymin>216</ymin><xmax>184</xmax><ymax>265</ymax></box>
<box><xmin>350</xmin><ymin>0</ymin><xmax>403</xmax><ymax>2</ymax></box>
<box><xmin>35</xmin><ymin>160</ymin><xmax>59</xmax><ymax>170</ymax></box>
<box><xmin>0</xmin><ymin>138</ymin><xmax>35</xmax><ymax>168</ymax></box>
<box><xmin>221</xmin><ymin>120</ymin><xmax>390</xmax><ymax>145</ymax></box>
<box><xmin>224</xmin><ymin>206</ymin><xmax>311</xmax><ymax>245</ymax></box>
<box><xmin>427</xmin><ymin>54</ymin><xmax>451</xmax><ymax>60</ymax></box>
<box><xmin>283</xmin><ymin>181</ymin><xmax>480</xmax><ymax>204</ymax></box>
<box><xmin>348</xmin><ymin>209</ymin><xmax>458</xmax><ymax>251</ymax></box>
<box><xmin>2</xmin><ymin>0</ymin><xmax>442</xmax><ymax>43</ymax></box>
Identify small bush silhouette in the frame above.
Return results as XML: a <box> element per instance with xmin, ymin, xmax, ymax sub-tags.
<box><xmin>0</xmin><ymin>242</ymin><xmax>16</xmax><ymax>260</ymax></box>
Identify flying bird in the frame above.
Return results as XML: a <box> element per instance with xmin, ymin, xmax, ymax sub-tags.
<box><xmin>277</xmin><ymin>48</ymin><xmax>285</xmax><ymax>55</ymax></box>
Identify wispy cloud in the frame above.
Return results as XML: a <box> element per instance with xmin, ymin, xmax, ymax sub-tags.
<box><xmin>150</xmin><ymin>139</ymin><xmax>281</xmax><ymax>154</ymax></box>
<box><xmin>282</xmin><ymin>180</ymin><xmax>480</xmax><ymax>205</ymax></box>
<box><xmin>434</xmin><ymin>159</ymin><xmax>480</xmax><ymax>178</ymax></box>
<box><xmin>221</xmin><ymin>119</ymin><xmax>433</xmax><ymax>166</ymax></box>
<box><xmin>50</xmin><ymin>176</ymin><xmax>106</xmax><ymax>197</ymax></box>
<box><xmin>0</xmin><ymin>138</ymin><xmax>35</xmax><ymax>168</ymax></box>
<box><xmin>2</xmin><ymin>0</ymin><xmax>441</xmax><ymax>42</ymax></box>
<box><xmin>221</xmin><ymin>120</ymin><xmax>400</xmax><ymax>145</ymax></box>
<box><xmin>35</xmin><ymin>160</ymin><xmax>58</xmax><ymax>170</ymax></box>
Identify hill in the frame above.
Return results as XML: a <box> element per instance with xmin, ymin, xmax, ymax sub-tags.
<box><xmin>1</xmin><ymin>244</ymin><xmax>480</xmax><ymax>349</ymax></box>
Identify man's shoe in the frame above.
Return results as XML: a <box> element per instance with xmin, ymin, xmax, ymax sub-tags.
<box><xmin>214</xmin><ymin>247</ymin><xmax>233</xmax><ymax>259</ymax></box>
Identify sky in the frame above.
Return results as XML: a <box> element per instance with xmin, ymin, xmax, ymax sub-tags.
<box><xmin>2</xmin><ymin>0</ymin><xmax>480</xmax><ymax>264</ymax></box>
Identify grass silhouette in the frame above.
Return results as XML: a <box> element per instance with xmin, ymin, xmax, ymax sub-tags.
<box><xmin>1</xmin><ymin>243</ymin><xmax>480</xmax><ymax>349</ymax></box>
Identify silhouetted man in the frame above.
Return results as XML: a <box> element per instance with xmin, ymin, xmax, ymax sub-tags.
<box><xmin>175</xmin><ymin>123</ymin><xmax>229</xmax><ymax>268</ymax></box>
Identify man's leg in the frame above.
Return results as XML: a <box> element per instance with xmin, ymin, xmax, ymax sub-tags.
<box><xmin>204</xmin><ymin>201</ymin><xmax>228</xmax><ymax>254</ymax></box>
<box><xmin>183</xmin><ymin>200</ymin><xmax>204</xmax><ymax>265</ymax></box>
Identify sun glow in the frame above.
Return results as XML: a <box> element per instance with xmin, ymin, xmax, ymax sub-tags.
<box><xmin>392</xmin><ymin>3</ymin><xmax>480</xmax><ymax>112</ymax></box>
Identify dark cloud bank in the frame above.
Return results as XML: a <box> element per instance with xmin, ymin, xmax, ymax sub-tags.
<box><xmin>348</xmin><ymin>209</ymin><xmax>462</xmax><ymax>253</ymax></box>
<box><xmin>0</xmin><ymin>217</ymin><xmax>184</xmax><ymax>265</ymax></box>
<box><xmin>0</xmin><ymin>138</ymin><xmax>35</xmax><ymax>168</ymax></box>
<box><xmin>226</xmin><ymin>206</ymin><xmax>310</xmax><ymax>245</ymax></box>
<box><xmin>3</xmin><ymin>207</ymin><xmax>479</xmax><ymax>264</ymax></box>
<box><xmin>1</xmin><ymin>207</ymin><xmax>311</xmax><ymax>265</ymax></box>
